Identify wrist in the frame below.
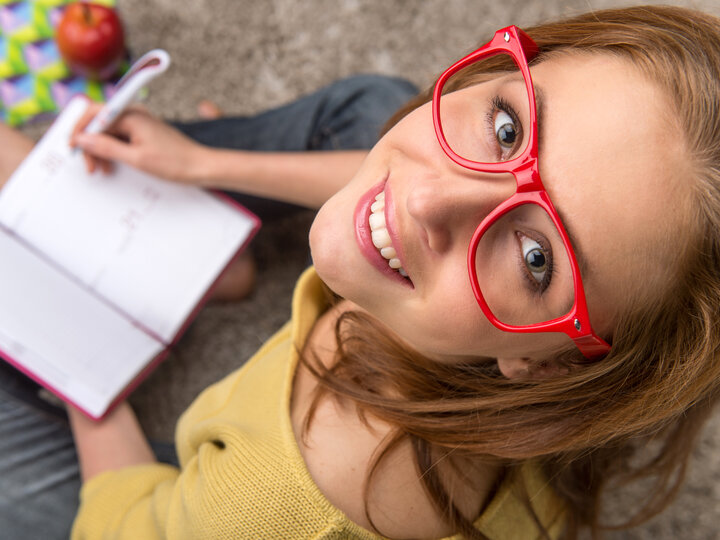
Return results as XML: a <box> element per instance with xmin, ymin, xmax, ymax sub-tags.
<box><xmin>192</xmin><ymin>147</ymin><xmax>255</xmax><ymax>191</ymax></box>
<box><xmin>184</xmin><ymin>143</ymin><xmax>217</xmax><ymax>187</ymax></box>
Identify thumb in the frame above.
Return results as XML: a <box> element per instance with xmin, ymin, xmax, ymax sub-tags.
<box><xmin>74</xmin><ymin>133</ymin><xmax>136</xmax><ymax>165</ymax></box>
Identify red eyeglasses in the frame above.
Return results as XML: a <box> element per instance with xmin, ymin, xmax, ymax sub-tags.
<box><xmin>432</xmin><ymin>26</ymin><xmax>610</xmax><ymax>359</ymax></box>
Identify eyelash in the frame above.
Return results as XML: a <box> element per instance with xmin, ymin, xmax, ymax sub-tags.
<box><xmin>483</xmin><ymin>96</ymin><xmax>548</xmax><ymax>293</ymax></box>
<box><xmin>515</xmin><ymin>230</ymin><xmax>554</xmax><ymax>295</ymax></box>
<box><xmin>485</xmin><ymin>96</ymin><xmax>523</xmax><ymax>160</ymax></box>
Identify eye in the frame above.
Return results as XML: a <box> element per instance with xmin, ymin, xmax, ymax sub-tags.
<box><xmin>486</xmin><ymin>96</ymin><xmax>523</xmax><ymax>161</ymax></box>
<box><xmin>519</xmin><ymin>234</ymin><xmax>552</xmax><ymax>290</ymax></box>
<box><xmin>494</xmin><ymin>109</ymin><xmax>517</xmax><ymax>149</ymax></box>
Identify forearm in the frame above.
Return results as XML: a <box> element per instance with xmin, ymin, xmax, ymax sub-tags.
<box><xmin>68</xmin><ymin>402</ymin><xmax>156</xmax><ymax>482</ymax></box>
<box><xmin>194</xmin><ymin>147</ymin><xmax>368</xmax><ymax>209</ymax></box>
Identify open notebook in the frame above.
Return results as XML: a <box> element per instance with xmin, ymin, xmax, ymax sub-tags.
<box><xmin>0</xmin><ymin>96</ymin><xmax>260</xmax><ymax>419</ymax></box>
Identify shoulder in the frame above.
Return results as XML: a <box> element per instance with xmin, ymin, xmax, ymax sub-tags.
<box><xmin>291</xmin><ymin>363</ymin><xmax>444</xmax><ymax>537</ymax></box>
<box><xmin>289</xmin><ymin>300</ymin><xmax>499</xmax><ymax>537</ymax></box>
<box><xmin>291</xmin><ymin>361</ymin><xmax>494</xmax><ymax>538</ymax></box>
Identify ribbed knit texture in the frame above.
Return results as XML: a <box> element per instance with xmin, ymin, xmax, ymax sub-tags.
<box><xmin>71</xmin><ymin>267</ymin><xmax>566</xmax><ymax>539</ymax></box>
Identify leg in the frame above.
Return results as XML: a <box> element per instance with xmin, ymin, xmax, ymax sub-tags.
<box><xmin>0</xmin><ymin>124</ymin><xmax>35</xmax><ymax>190</ymax></box>
<box><xmin>176</xmin><ymin>74</ymin><xmax>417</xmax><ymax>152</ymax></box>
<box><xmin>173</xmin><ymin>74</ymin><xmax>419</xmax><ymax>219</ymax></box>
<box><xmin>0</xmin><ymin>393</ymin><xmax>80</xmax><ymax>540</ymax></box>
<box><xmin>0</xmin><ymin>362</ymin><xmax>178</xmax><ymax>539</ymax></box>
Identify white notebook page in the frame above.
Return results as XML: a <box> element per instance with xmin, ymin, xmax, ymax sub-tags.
<box><xmin>0</xmin><ymin>97</ymin><xmax>257</xmax><ymax>343</ymax></box>
<box><xmin>0</xmin><ymin>230</ymin><xmax>164</xmax><ymax>418</ymax></box>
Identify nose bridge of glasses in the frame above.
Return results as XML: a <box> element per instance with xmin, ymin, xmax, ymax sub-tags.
<box><xmin>512</xmin><ymin>159</ymin><xmax>543</xmax><ymax>193</ymax></box>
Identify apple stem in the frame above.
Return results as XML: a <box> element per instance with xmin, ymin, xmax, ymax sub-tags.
<box><xmin>82</xmin><ymin>3</ymin><xmax>92</xmax><ymax>24</ymax></box>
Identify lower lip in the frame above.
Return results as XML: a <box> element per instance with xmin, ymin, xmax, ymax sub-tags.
<box><xmin>354</xmin><ymin>177</ymin><xmax>413</xmax><ymax>288</ymax></box>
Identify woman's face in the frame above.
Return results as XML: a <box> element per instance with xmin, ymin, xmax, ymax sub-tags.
<box><xmin>310</xmin><ymin>53</ymin><xmax>691</xmax><ymax>363</ymax></box>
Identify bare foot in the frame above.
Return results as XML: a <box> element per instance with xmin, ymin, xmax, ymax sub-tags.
<box><xmin>211</xmin><ymin>251</ymin><xmax>257</xmax><ymax>302</ymax></box>
<box><xmin>197</xmin><ymin>100</ymin><xmax>223</xmax><ymax>120</ymax></box>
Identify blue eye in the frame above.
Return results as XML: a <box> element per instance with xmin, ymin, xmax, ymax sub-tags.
<box><xmin>519</xmin><ymin>234</ymin><xmax>552</xmax><ymax>291</ymax></box>
<box><xmin>487</xmin><ymin>96</ymin><xmax>523</xmax><ymax>161</ymax></box>
<box><xmin>494</xmin><ymin>110</ymin><xmax>517</xmax><ymax>149</ymax></box>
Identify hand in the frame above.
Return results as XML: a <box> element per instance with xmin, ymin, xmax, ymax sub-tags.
<box><xmin>70</xmin><ymin>102</ymin><xmax>209</xmax><ymax>184</ymax></box>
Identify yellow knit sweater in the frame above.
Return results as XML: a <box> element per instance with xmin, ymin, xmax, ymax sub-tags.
<box><xmin>72</xmin><ymin>267</ymin><xmax>566</xmax><ymax>539</ymax></box>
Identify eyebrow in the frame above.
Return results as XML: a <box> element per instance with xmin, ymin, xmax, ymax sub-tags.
<box><xmin>532</xmin><ymin>84</ymin><xmax>545</xmax><ymax>153</ymax></box>
<box><xmin>554</xmin><ymin>206</ymin><xmax>591</xmax><ymax>281</ymax></box>
<box><xmin>532</xmin><ymin>83</ymin><xmax>592</xmax><ymax>280</ymax></box>
<box><xmin>507</xmin><ymin>78</ymin><xmax>591</xmax><ymax>280</ymax></box>
<box><xmin>504</xmin><ymin>75</ymin><xmax>545</xmax><ymax>150</ymax></box>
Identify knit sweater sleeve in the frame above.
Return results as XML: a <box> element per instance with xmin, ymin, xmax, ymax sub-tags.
<box><xmin>71</xmin><ymin>463</ymin><xmax>180</xmax><ymax>539</ymax></box>
<box><xmin>69</xmin><ymin>322</ymin><xmax>296</xmax><ymax>539</ymax></box>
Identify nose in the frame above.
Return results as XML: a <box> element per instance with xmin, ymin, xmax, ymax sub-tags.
<box><xmin>406</xmin><ymin>168</ymin><xmax>516</xmax><ymax>254</ymax></box>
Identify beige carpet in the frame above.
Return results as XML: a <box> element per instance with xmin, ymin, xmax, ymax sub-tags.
<box><xmin>23</xmin><ymin>1</ymin><xmax>720</xmax><ymax>538</ymax></box>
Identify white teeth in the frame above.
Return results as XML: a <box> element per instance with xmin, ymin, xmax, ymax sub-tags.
<box><xmin>371</xmin><ymin>228</ymin><xmax>391</xmax><ymax>249</ymax></box>
<box><xmin>368</xmin><ymin>211</ymin><xmax>386</xmax><ymax>230</ymax></box>
<box><xmin>380</xmin><ymin>246</ymin><xmax>396</xmax><ymax>259</ymax></box>
<box><xmin>368</xmin><ymin>190</ymin><xmax>409</xmax><ymax>279</ymax></box>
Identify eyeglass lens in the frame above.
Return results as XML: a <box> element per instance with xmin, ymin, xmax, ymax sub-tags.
<box><xmin>439</xmin><ymin>52</ymin><xmax>578</xmax><ymax>326</ymax></box>
<box><xmin>473</xmin><ymin>205</ymin><xmax>576</xmax><ymax>326</ymax></box>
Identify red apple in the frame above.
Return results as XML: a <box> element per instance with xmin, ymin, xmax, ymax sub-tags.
<box><xmin>56</xmin><ymin>2</ymin><xmax>125</xmax><ymax>80</ymax></box>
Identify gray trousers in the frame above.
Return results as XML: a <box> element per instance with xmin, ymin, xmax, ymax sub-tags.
<box><xmin>0</xmin><ymin>74</ymin><xmax>417</xmax><ymax>539</ymax></box>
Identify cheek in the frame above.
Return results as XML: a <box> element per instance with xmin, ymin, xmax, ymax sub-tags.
<box><xmin>379</xmin><ymin>279</ymin><xmax>573</xmax><ymax>360</ymax></box>
<box><xmin>378</xmin><ymin>273</ymin><xmax>497</xmax><ymax>359</ymax></box>
<box><xmin>309</xmin><ymin>195</ymin><xmax>355</xmax><ymax>293</ymax></box>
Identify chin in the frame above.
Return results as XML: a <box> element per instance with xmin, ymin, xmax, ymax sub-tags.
<box><xmin>309</xmin><ymin>204</ymin><xmax>353</xmax><ymax>297</ymax></box>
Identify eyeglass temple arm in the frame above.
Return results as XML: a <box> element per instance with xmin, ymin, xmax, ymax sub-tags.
<box><xmin>574</xmin><ymin>334</ymin><xmax>612</xmax><ymax>359</ymax></box>
<box><xmin>511</xmin><ymin>26</ymin><xmax>540</xmax><ymax>61</ymax></box>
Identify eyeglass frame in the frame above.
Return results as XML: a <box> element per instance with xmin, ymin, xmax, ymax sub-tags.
<box><xmin>431</xmin><ymin>25</ymin><xmax>611</xmax><ymax>359</ymax></box>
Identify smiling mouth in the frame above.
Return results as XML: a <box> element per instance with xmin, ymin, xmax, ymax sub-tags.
<box><xmin>369</xmin><ymin>191</ymin><xmax>409</xmax><ymax>278</ymax></box>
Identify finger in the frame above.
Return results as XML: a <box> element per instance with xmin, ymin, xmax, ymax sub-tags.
<box><xmin>98</xmin><ymin>158</ymin><xmax>114</xmax><ymax>175</ymax></box>
<box><xmin>107</xmin><ymin>106</ymin><xmax>154</xmax><ymax>136</ymax></box>
<box><xmin>81</xmin><ymin>151</ymin><xmax>114</xmax><ymax>175</ymax></box>
<box><xmin>82</xmin><ymin>151</ymin><xmax>96</xmax><ymax>174</ymax></box>
<box><xmin>70</xmin><ymin>103</ymin><xmax>149</xmax><ymax>146</ymax></box>
<box><xmin>74</xmin><ymin>132</ymin><xmax>136</xmax><ymax>165</ymax></box>
<box><xmin>70</xmin><ymin>102</ymin><xmax>105</xmax><ymax>147</ymax></box>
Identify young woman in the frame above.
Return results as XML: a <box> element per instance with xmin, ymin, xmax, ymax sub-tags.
<box><xmin>3</xmin><ymin>4</ymin><xmax>720</xmax><ymax>539</ymax></box>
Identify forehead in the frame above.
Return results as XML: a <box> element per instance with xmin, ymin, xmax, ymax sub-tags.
<box><xmin>531</xmin><ymin>53</ymin><xmax>691</xmax><ymax>326</ymax></box>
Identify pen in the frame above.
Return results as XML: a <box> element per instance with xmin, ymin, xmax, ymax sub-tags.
<box><xmin>83</xmin><ymin>49</ymin><xmax>171</xmax><ymax>135</ymax></box>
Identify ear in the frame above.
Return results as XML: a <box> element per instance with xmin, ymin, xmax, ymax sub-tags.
<box><xmin>497</xmin><ymin>357</ymin><xmax>569</xmax><ymax>380</ymax></box>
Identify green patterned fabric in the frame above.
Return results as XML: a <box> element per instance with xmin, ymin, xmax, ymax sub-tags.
<box><xmin>0</xmin><ymin>0</ymin><xmax>121</xmax><ymax>126</ymax></box>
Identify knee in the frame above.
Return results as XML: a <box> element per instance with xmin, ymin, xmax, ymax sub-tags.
<box><xmin>333</xmin><ymin>74</ymin><xmax>419</xmax><ymax>120</ymax></box>
<box><xmin>314</xmin><ymin>74</ymin><xmax>419</xmax><ymax>150</ymax></box>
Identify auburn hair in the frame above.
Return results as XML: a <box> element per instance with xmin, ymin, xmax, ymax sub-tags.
<box><xmin>301</xmin><ymin>5</ymin><xmax>720</xmax><ymax>539</ymax></box>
